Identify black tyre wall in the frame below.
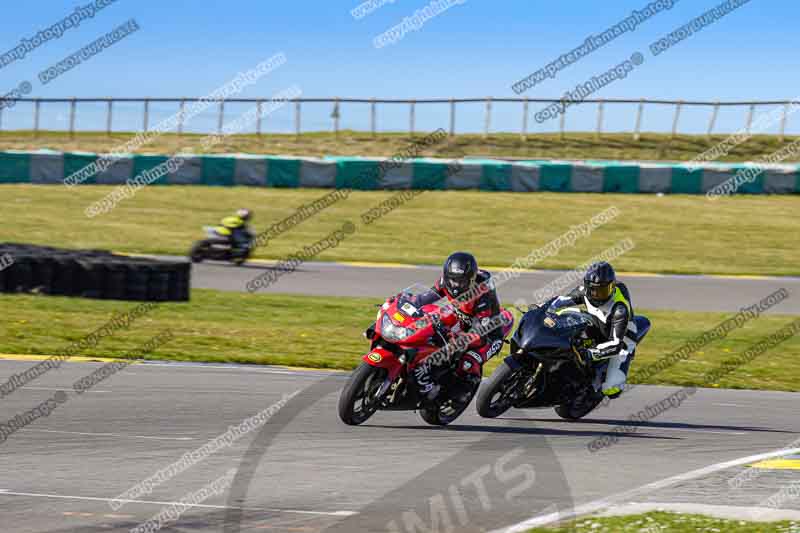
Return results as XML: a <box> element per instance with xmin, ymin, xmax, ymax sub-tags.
<box><xmin>0</xmin><ymin>243</ymin><xmax>190</xmax><ymax>302</ymax></box>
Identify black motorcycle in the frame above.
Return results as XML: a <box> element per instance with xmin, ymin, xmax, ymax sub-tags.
<box><xmin>189</xmin><ymin>226</ymin><xmax>253</xmax><ymax>266</ymax></box>
<box><xmin>475</xmin><ymin>298</ymin><xmax>651</xmax><ymax>421</ymax></box>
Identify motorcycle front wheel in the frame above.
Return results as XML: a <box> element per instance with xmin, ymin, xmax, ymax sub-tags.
<box><xmin>338</xmin><ymin>363</ymin><xmax>388</xmax><ymax>425</ymax></box>
<box><xmin>475</xmin><ymin>361</ymin><xmax>528</xmax><ymax>418</ymax></box>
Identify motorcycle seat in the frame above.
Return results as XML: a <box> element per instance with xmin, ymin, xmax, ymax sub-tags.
<box><xmin>632</xmin><ymin>316</ymin><xmax>651</xmax><ymax>343</ymax></box>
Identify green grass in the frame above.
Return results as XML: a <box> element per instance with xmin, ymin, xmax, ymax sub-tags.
<box><xmin>2</xmin><ymin>290</ymin><xmax>800</xmax><ymax>391</ymax></box>
<box><xmin>2</xmin><ymin>130</ymin><xmax>800</xmax><ymax>162</ymax></box>
<box><xmin>3</xmin><ymin>185</ymin><xmax>799</xmax><ymax>276</ymax></box>
<box><xmin>528</xmin><ymin>511</ymin><xmax>800</xmax><ymax>532</ymax></box>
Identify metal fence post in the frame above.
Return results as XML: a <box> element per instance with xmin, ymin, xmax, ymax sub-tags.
<box><xmin>217</xmin><ymin>100</ymin><xmax>225</xmax><ymax>135</ymax></box>
<box><xmin>0</xmin><ymin>106</ymin><xmax>3</xmax><ymax>132</ymax></box>
<box><xmin>33</xmin><ymin>99</ymin><xmax>41</xmax><ymax>138</ymax></box>
<box><xmin>595</xmin><ymin>100</ymin><xmax>604</xmax><ymax>140</ymax></box>
<box><xmin>780</xmin><ymin>102</ymin><xmax>790</xmax><ymax>143</ymax></box>
<box><xmin>449</xmin><ymin>98</ymin><xmax>456</xmax><ymax>137</ymax></box>
<box><xmin>370</xmin><ymin>98</ymin><xmax>376</xmax><ymax>138</ymax></box>
<box><xmin>178</xmin><ymin>99</ymin><xmax>186</xmax><ymax>137</ymax></box>
<box><xmin>295</xmin><ymin>100</ymin><xmax>301</xmax><ymax>137</ymax></box>
<box><xmin>69</xmin><ymin>98</ymin><xmax>77</xmax><ymax>139</ymax></box>
<box><xmin>633</xmin><ymin>99</ymin><xmax>644</xmax><ymax>141</ymax></box>
<box><xmin>256</xmin><ymin>100</ymin><xmax>263</xmax><ymax>136</ymax></box>
<box><xmin>409</xmin><ymin>100</ymin><xmax>416</xmax><ymax>137</ymax></box>
<box><xmin>106</xmin><ymin>99</ymin><xmax>113</xmax><ymax>137</ymax></box>
<box><xmin>483</xmin><ymin>97</ymin><xmax>492</xmax><ymax>139</ymax></box>
<box><xmin>521</xmin><ymin>97</ymin><xmax>529</xmax><ymax>141</ymax></box>
<box><xmin>332</xmin><ymin>98</ymin><xmax>340</xmax><ymax>138</ymax></box>
<box><xmin>745</xmin><ymin>104</ymin><xmax>755</xmax><ymax>136</ymax></box>
<box><xmin>707</xmin><ymin>102</ymin><xmax>720</xmax><ymax>139</ymax></box>
<box><xmin>671</xmin><ymin>101</ymin><xmax>683</xmax><ymax>139</ymax></box>
<box><xmin>13</xmin><ymin>95</ymin><xmax>798</xmax><ymax>142</ymax></box>
<box><xmin>559</xmin><ymin>108</ymin><xmax>566</xmax><ymax>140</ymax></box>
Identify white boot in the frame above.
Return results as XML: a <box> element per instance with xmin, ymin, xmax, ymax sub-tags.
<box><xmin>602</xmin><ymin>350</ymin><xmax>630</xmax><ymax>397</ymax></box>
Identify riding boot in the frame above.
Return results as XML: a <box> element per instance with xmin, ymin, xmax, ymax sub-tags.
<box><xmin>413</xmin><ymin>364</ymin><xmax>440</xmax><ymax>401</ymax></box>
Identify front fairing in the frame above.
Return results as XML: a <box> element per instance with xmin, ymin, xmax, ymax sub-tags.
<box><xmin>374</xmin><ymin>284</ymin><xmax>460</xmax><ymax>346</ymax></box>
<box><xmin>512</xmin><ymin>301</ymin><xmax>592</xmax><ymax>356</ymax></box>
<box><xmin>513</xmin><ymin>306</ymin><xmax>572</xmax><ymax>352</ymax></box>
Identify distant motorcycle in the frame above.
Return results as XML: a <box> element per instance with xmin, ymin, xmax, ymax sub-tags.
<box><xmin>476</xmin><ymin>298</ymin><xmax>651</xmax><ymax>421</ymax></box>
<box><xmin>189</xmin><ymin>226</ymin><xmax>253</xmax><ymax>266</ymax></box>
<box><xmin>338</xmin><ymin>284</ymin><xmax>514</xmax><ymax>426</ymax></box>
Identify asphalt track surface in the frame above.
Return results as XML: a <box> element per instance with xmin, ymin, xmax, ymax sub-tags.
<box><xmin>2</xmin><ymin>359</ymin><xmax>800</xmax><ymax>533</ymax></box>
<box><xmin>186</xmin><ymin>259</ymin><xmax>800</xmax><ymax>315</ymax></box>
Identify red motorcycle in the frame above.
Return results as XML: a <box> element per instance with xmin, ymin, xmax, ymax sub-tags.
<box><xmin>338</xmin><ymin>284</ymin><xmax>514</xmax><ymax>426</ymax></box>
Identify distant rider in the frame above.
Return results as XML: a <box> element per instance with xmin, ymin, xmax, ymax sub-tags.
<box><xmin>415</xmin><ymin>252</ymin><xmax>506</xmax><ymax>400</ymax></box>
<box><xmin>215</xmin><ymin>209</ymin><xmax>254</xmax><ymax>256</ymax></box>
<box><xmin>548</xmin><ymin>261</ymin><xmax>637</xmax><ymax>398</ymax></box>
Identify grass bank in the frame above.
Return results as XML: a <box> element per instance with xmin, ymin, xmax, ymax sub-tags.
<box><xmin>3</xmin><ymin>186</ymin><xmax>798</xmax><ymax>276</ymax></box>
<box><xmin>2</xmin><ymin>130</ymin><xmax>799</xmax><ymax>162</ymax></box>
<box><xmin>2</xmin><ymin>290</ymin><xmax>799</xmax><ymax>391</ymax></box>
<box><xmin>527</xmin><ymin>511</ymin><xmax>800</xmax><ymax>532</ymax></box>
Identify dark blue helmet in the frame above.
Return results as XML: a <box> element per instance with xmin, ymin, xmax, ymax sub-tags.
<box><xmin>584</xmin><ymin>261</ymin><xmax>616</xmax><ymax>306</ymax></box>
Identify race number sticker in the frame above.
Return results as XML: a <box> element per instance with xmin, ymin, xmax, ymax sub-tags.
<box><xmin>401</xmin><ymin>303</ymin><xmax>418</xmax><ymax>316</ymax></box>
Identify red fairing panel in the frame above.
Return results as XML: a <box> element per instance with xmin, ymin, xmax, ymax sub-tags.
<box><xmin>362</xmin><ymin>347</ymin><xmax>404</xmax><ymax>380</ymax></box>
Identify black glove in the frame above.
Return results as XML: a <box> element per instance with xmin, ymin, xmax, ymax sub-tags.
<box><xmin>583</xmin><ymin>346</ymin><xmax>616</xmax><ymax>364</ymax></box>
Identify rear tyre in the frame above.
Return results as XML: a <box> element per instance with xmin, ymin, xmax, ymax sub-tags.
<box><xmin>338</xmin><ymin>363</ymin><xmax>387</xmax><ymax>426</ymax></box>
<box><xmin>189</xmin><ymin>241</ymin><xmax>208</xmax><ymax>263</ymax></box>
<box><xmin>554</xmin><ymin>391</ymin><xmax>603</xmax><ymax>420</ymax></box>
<box><xmin>476</xmin><ymin>362</ymin><xmax>525</xmax><ymax>418</ymax></box>
<box><xmin>419</xmin><ymin>381</ymin><xmax>479</xmax><ymax>426</ymax></box>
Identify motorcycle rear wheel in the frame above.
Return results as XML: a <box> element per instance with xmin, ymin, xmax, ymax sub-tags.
<box><xmin>338</xmin><ymin>363</ymin><xmax>387</xmax><ymax>425</ymax></box>
<box><xmin>554</xmin><ymin>391</ymin><xmax>603</xmax><ymax>420</ymax></box>
<box><xmin>419</xmin><ymin>382</ymin><xmax>478</xmax><ymax>426</ymax></box>
<box><xmin>189</xmin><ymin>241</ymin><xmax>209</xmax><ymax>263</ymax></box>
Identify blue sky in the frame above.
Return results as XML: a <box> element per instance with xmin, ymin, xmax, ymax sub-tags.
<box><xmin>1</xmin><ymin>0</ymin><xmax>796</xmax><ymax>135</ymax></box>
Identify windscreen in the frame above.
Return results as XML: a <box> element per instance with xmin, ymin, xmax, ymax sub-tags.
<box><xmin>396</xmin><ymin>284</ymin><xmax>449</xmax><ymax>317</ymax></box>
<box><xmin>545</xmin><ymin>310</ymin><xmax>593</xmax><ymax>332</ymax></box>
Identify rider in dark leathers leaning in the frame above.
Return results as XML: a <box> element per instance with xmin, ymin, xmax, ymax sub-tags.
<box><xmin>415</xmin><ymin>252</ymin><xmax>506</xmax><ymax>400</ymax></box>
<box><xmin>548</xmin><ymin>261</ymin><xmax>638</xmax><ymax>398</ymax></box>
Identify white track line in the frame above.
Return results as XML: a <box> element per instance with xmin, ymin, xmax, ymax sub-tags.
<box><xmin>0</xmin><ymin>489</ymin><xmax>356</xmax><ymax>516</ymax></box>
<box><xmin>599</xmin><ymin>502</ymin><xmax>800</xmax><ymax>522</ymax></box>
<box><xmin>493</xmin><ymin>446</ymin><xmax>800</xmax><ymax>532</ymax></box>
<box><xmin>19</xmin><ymin>429</ymin><xmax>194</xmax><ymax>441</ymax></box>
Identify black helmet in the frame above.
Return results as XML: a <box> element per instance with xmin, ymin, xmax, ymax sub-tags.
<box><xmin>236</xmin><ymin>208</ymin><xmax>252</xmax><ymax>222</ymax></box>
<box><xmin>584</xmin><ymin>261</ymin><xmax>616</xmax><ymax>306</ymax></box>
<box><xmin>443</xmin><ymin>252</ymin><xmax>478</xmax><ymax>297</ymax></box>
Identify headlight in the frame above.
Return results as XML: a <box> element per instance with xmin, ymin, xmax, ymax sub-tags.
<box><xmin>380</xmin><ymin>314</ymin><xmax>412</xmax><ymax>342</ymax></box>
